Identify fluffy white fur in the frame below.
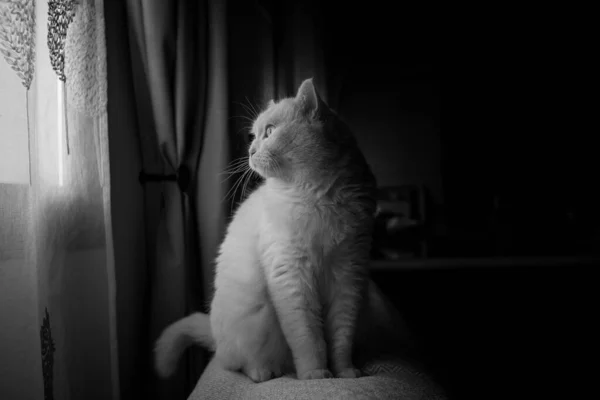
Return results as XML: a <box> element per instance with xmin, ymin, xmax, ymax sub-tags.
<box><xmin>155</xmin><ymin>79</ymin><xmax>410</xmax><ymax>383</ymax></box>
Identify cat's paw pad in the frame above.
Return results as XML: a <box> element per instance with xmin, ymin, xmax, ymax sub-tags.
<box><xmin>245</xmin><ymin>367</ymin><xmax>276</xmax><ymax>383</ymax></box>
<box><xmin>335</xmin><ymin>367</ymin><xmax>362</xmax><ymax>379</ymax></box>
<box><xmin>298</xmin><ymin>369</ymin><xmax>333</xmax><ymax>380</ymax></box>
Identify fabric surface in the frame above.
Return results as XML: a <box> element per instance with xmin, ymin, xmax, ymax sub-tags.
<box><xmin>189</xmin><ymin>357</ymin><xmax>446</xmax><ymax>400</ymax></box>
<box><xmin>1</xmin><ymin>0</ymin><xmax>116</xmax><ymax>399</ymax></box>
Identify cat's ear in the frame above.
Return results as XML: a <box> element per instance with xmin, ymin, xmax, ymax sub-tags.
<box><xmin>295</xmin><ymin>78</ymin><xmax>324</xmax><ymax>119</ymax></box>
<box><xmin>267</xmin><ymin>99</ymin><xmax>275</xmax><ymax>108</ymax></box>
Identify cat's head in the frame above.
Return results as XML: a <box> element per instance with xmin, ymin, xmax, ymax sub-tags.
<box><xmin>249</xmin><ymin>78</ymin><xmax>367</xmax><ymax>186</ymax></box>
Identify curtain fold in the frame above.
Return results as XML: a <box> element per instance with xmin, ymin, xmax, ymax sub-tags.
<box><xmin>124</xmin><ymin>0</ymin><xmax>214</xmax><ymax>398</ymax></box>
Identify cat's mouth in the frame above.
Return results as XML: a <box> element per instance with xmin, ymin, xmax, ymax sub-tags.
<box><xmin>249</xmin><ymin>153</ymin><xmax>280</xmax><ymax>179</ymax></box>
<box><xmin>248</xmin><ymin>156</ymin><xmax>266</xmax><ymax>177</ymax></box>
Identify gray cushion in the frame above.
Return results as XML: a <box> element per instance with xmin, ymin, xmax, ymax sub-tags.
<box><xmin>189</xmin><ymin>357</ymin><xmax>446</xmax><ymax>400</ymax></box>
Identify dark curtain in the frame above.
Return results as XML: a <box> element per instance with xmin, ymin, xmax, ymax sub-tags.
<box><xmin>107</xmin><ymin>1</ymin><xmax>327</xmax><ymax>399</ymax></box>
<box><xmin>122</xmin><ymin>0</ymin><xmax>215</xmax><ymax>399</ymax></box>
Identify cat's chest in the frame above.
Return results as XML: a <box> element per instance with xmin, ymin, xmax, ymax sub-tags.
<box><xmin>262</xmin><ymin>200</ymin><xmax>350</xmax><ymax>253</ymax></box>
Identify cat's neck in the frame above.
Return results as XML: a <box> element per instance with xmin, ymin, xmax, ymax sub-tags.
<box><xmin>264</xmin><ymin>172</ymin><xmax>366</xmax><ymax>205</ymax></box>
<box><xmin>265</xmin><ymin>177</ymin><xmax>328</xmax><ymax>202</ymax></box>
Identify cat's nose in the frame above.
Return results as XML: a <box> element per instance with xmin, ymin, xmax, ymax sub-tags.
<box><xmin>249</xmin><ymin>148</ymin><xmax>256</xmax><ymax>156</ymax></box>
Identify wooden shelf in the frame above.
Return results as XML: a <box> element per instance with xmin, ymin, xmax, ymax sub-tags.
<box><xmin>369</xmin><ymin>256</ymin><xmax>600</xmax><ymax>271</ymax></box>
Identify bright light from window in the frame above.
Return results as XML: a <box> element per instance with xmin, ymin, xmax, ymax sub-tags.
<box><xmin>0</xmin><ymin>61</ymin><xmax>30</xmax><ymax>185</ymax></box>
<box><xmin>57</xmin><ymin>79</ymin><xmax>64</xmax><ymax>186</ymax></box>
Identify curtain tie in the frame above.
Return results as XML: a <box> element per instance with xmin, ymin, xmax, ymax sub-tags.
<box><xmin>138</xmin><ymin>165</ymin><xmax>191</xmax><ymax>192</ymax></box>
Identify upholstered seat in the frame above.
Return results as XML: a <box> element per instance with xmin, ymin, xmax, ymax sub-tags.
<box><xmin>189</xmin><ymin>357</ymin><xmax>446</xmax><ymax>400</ymax></box>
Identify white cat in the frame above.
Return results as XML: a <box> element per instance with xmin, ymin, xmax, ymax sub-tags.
<box><xmin>154</xmin><ymin>78</ymin><xmax>411</xmax><ymax>383</ymax></box>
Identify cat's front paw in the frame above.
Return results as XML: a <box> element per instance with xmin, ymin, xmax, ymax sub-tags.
<box><xmin>245</xmin><ymin>367</ymin><xmax>280</xmax><ymax>383</ymax></box>
<box><xmin>298</xmin><ymin>368</ymin><xmax>333</xmax><ymax>380</ymax></box>
<box><xmin>335</xmin><ymin>367</ymin><xmax>362</xmax><ymax>379</ymax></box>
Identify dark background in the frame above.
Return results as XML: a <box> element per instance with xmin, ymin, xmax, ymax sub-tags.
<box><xmin>244</xmin><ymin>0</ymin><xmax>599</xmax><ymax>259</ymax></box>
<box><xmin>259</xmin><ymin>1</ymin><xmax>597</xmax><ymax>399</ymax></box>
<box><xmin>226</xmin><ymin>1</ymin><xmax>598</xmax><ymax>399</ymax></box>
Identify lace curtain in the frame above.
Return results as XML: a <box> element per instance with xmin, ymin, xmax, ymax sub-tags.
<box><xmin>0</xmin><ymin>1</ymin><xmax>118</xmax><ymax>399</ymax></box>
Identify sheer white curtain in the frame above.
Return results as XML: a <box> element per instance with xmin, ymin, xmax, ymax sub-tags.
<box><xmin>0</xmin><ymin>1</ymin><xmax>118</xmax><ymax>399</ymax></box>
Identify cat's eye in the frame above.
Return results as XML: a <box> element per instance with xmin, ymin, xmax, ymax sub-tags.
<box><xmin>265</xmin><ymin>125</ymin><xmax>275</xmax><ymax>138</ymax></box>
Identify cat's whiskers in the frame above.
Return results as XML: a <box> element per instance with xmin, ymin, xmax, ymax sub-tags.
<box><xmin>240</xmin><ymin>170</ymin><xmax>254</xmax><ymax>202</ymax></box>
<box><xmin>220</xmin><ymin>157</ymin><xmax>250</xmax><ymax>178</ymax></box>
<box><xmin>221</xmin><ymin>156</ymin><xmax>249</xmax><ymax>169</ymax></box>
<box><xmin>221</xmin><ymin>162</ymin><xmax>248</xmax><ymax>174</ymax></box>
<box><xmin>239</xmin><ymin>102</ymin><xmax>255</xmax><ymax>119</ymax></box>
<box><xmin>224</xmin><ymin>168</ymin><xmax>254</xmax><ymax>214</ymax></box>
<box><xmin>220</xmin><ymin>170</ymin><xmax>249</xmax><ymax>183</ymax></box>
<box><xmin>229</xmin><ymin>115</ymin><xmax>255</xmax><ymax>124</ymax></box>
<box><xmin>220</xmin><ymin>168</ymin><xmax>249</xmax><ymax>184</ymax></box>
<box><xmin>220</xmin><ymin>164</ymin><xmax>247</xmax><ymax>176</ymax></box>
<box><xmin>222</xmin><ymin>164</ymin><xmax>249</xmax><ymax>203</ymax></box>
<box><xmin>233</xmin><ymin>168</ymin><xmax>255</xmax><ymax>213</ymax></box>
<box><xmin>244</xmin><ymin>96</ymin><xmax>260</xmax><ymax>120</ymax></box>
<box><xmin>232</xmin><ymin>100</ymin><xmax>260</xmax><ymax>140</ymax></box>
<box><xmin>230</xmin><ymin>117</ymin><xmax>255</xmax><ymax>135</ymax></box>
<box><xmin>234</xmin><ymin>99</ymin><xmax>259</xmax><ymax>122</ymax></box>
<box><xmin>229</xmin><ymin>115</ymin><xmax>254</xmax><ymax>127</ymax></box>
<box><xmin>237</xmin><ymin>127</ymin><xmax>254</xmax><ymax>138</ymax></box>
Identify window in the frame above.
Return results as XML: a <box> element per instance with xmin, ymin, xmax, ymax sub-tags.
<box><xmin>0</xmin><ymin>59</ymin><xmax>30</xmax><ymax>185</ymax></box>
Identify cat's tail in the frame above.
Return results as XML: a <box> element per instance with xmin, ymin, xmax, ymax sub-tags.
<box><xmin>154</xmin><ymin>312</ymin><xmax>215</xmax><ymax>378</ymax></box>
